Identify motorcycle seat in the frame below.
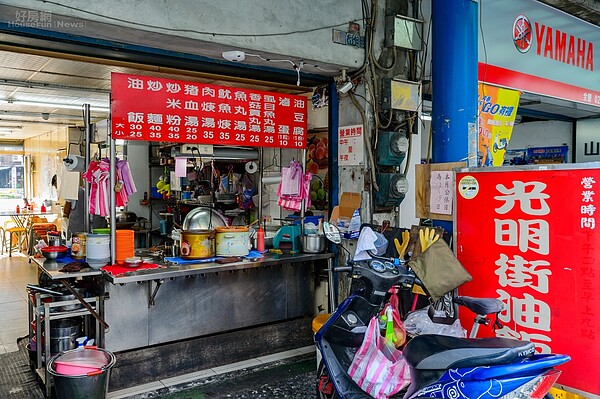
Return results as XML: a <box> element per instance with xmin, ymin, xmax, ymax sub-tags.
<box><xmin>454</xmin><ymin>296</ymin><xmax>504</xmax><ymax>315</ymax></box>
<box><xmin>403</xmin><ymin>334</ymin><xmax>535</xmax><ymax>370</ymax></box>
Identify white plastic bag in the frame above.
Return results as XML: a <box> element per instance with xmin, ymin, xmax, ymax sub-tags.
<box><xmin>404</xmin><ymin>308</ymin><xmax>467</xmax><ymax>338</ymax></box>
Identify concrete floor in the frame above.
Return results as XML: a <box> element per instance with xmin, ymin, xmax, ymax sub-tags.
<box><xmin>0</xmin><ymin>254</ymin><xmax>37</xmax><ymax>354</ymax></box>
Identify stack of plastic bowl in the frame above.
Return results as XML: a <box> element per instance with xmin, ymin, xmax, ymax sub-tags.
<box><xmin>115</xmin><ymin>230</ymin><xmax>135</xmax><ymax>265</ymax></box>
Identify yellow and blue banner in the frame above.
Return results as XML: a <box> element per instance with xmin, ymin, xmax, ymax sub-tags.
<box><xmin>478</xmin><ymin>84</ymin><xmax>521</xmax><ymax>167</ymax></box>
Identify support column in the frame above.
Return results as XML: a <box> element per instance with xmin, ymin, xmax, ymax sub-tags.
<box><xmin>431</xmin><ymin>0</ymin><xmax>478</xmax><ymax>164</ymax></box>
<box><xmin>432</xmin><ymin>0</ymin><xmax>478</xmax><ymax>232</ymax></box>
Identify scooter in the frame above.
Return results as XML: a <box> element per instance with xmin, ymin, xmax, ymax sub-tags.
<box><xmin>493</xmin><ymin>135</ymin><xmax>508</xmax><ymax>153</ymax></box>
<box><xmin>315</xmin><ymin>224</ymin><xmax>570</xmax><ymax>399</ymax></box>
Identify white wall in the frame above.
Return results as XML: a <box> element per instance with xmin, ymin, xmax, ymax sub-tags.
<box><xmin>125</xmin><ymin>141</ymin><xmax>150</xmax><ymax>222</ymax></box>
<box><xmin>508</xmin><ymin>120</ymin><xmax>572</xmax><ymax>160</ymax></box>
<box><xmin>420</xmin><ymin>120</ymin><xmax>574</xmax><ymax>163</ymax></box>
<box><xmin>575</xmin><ymin>119</ymin><xmax>600</xmax><ymax>163</ymax></box>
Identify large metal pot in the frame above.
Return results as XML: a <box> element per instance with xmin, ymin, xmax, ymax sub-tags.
<box><xmin>300</xmin><ymin>234</ymin><xmax>326</xmax><ymax>253</ymax></box>
<box><xmin>182</xmin><ymin>207</ymin><xmax>227</xmax><ymax>231</ymax></box>
<box><xmin>108</xmin><ymin>211</ymin><xmax>137</xmax><ymax>229</ymax></box>
<box><xmin>50</xmin><ymin>318</ymin><xmax>81</xmax><ymax>354</ymax></box>
<box><xmin>180</xmin><ymin>229</ymin><xmax>215</xmax><ymax>259</ymax></box>
<box><xmin>215</xmin><ymin>226</ymin><xmax>249</xmax><ymax>257</ymax></box>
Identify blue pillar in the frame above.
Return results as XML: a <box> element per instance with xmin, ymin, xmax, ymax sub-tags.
<box><xmin>432</xmin><ymin>0</ymin><xmax>478</xmax><ymax>232</ymax></box>
<box><xmin>431</xmin><ymin>0</ymin><xmax>478</xmax><ymax>163</ymax></box>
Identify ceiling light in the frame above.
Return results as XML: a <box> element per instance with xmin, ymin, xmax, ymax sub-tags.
<box><xmin>1</xmin><ymin>99</ymin><xmax>109</xmax><ymax>112</ymax></box>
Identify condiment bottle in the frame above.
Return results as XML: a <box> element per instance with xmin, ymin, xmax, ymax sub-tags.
<box><xmin>256</xmin><ymin>226</ymin><xmax>265</xmax><ymax>252</ymax></box>
<box><xmin>15</xmin><ymin>205</ymin><xmax>20</xmax><ymax>213</ymax></box>
<box><xmin>41</xmin><ymin>203</ymin><xmax>46</xmax><ymax>213</ymax></box>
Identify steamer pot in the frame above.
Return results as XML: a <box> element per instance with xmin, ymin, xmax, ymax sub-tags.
<box><xmin>215</xmin><ymin>226</ymin><xmax>250</xmax><ymax>257</ymax></box>
<box><xmin>180</xmin><ymin>230</ymin><xmax>215</xmax><ymax>259</ymax></box>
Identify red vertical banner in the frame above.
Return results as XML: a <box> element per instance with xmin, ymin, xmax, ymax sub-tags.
<box><xmin>456</xmin><ymin>166</ymin><xmax>600</xmax><ymax>396</ymax></box>
<box><xmin>110</xmin><ymin>72</ymin><xmax>307</xmax><ymax>148</ymax></box>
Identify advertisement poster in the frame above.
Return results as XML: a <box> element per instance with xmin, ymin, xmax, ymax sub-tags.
<box><xmin>111</xmin><ymin>72</ymin><xmax>307</xmax><ymax>149</ymax></box>
<box><xmin>455</xmin><ymin>166</ymin><xmax>600</xmax><ymax>396</ymax></box>
<box><xmin>306</xmin><ymin>131</ymin><xmax>329</xmax><ymax>211</ymax></box>
<box><xmin>478</xmin><ymin>84</ymin><xmax>520</xmax><ymax>167</ymax></box>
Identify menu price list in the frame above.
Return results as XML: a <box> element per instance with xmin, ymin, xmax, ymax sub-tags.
<box><xmin>111</xmin><ymin>73</ymin><xmax>307</xmax><ymax>149</ymax></box>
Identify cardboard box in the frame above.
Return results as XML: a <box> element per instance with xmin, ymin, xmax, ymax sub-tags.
<box><xmin>329</xmin><ymin>192</ymin><xmax>361</xmax><ymax>238</ymax></box>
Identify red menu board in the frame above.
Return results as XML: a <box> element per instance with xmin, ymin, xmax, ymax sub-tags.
<box><xmin>110</xmin><ymin>72</ymin><xmax>307</xmax><ymax>149</ymax></box>
<box><xmin>455</xmin><ymin>166</ymin><xmax>600</xmax><ymax>396</ymax></box>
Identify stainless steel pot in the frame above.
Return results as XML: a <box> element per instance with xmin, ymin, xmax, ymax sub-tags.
<box><xmin>50</xmin><ymin>318</ymin><xmax>81</xmax><ymax>354</ymax></box>
<box><xmin>300</xmin><ymin>235</ymin><xmax>326</xmax><ymax>253</ymax></box>
<box><xmin>115</xmin><ymin>211</ymin><xmax>137</xmax><ymax>223</ymax></box>
<box><xmin>108</xmin><ymin>211</ymin><xmax>138</xmax><ymax>229</ymax></box>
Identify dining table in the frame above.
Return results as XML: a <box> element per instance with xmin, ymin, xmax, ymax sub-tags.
<box><xmin>0</xmin><ymin>210</ymin><xmax>60</xmax><ymax>256</ymax></box>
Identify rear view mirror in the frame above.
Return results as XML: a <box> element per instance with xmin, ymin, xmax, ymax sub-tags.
<box><xmin>323</xmin><ymin>222</ymin><xmax>342</xmax><ymax>244</ymax></box>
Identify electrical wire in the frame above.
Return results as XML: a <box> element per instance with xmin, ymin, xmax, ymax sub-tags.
<box><xmin>349</xmin><ymin>91</ymin><xmax>378</xmax><ymax>191</ymax></box>
<box><xmin>36</xmin><ymin>0</ymin><xmax>360</xmax><ymax>38</ymax></box>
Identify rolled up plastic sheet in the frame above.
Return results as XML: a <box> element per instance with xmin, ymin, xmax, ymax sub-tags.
<box><xmin>262</xmin><ymin>176</ymin><xmax>282</xmax><ymax>185</ymax></box>
<box><xmin>63</xmin><ymin>155</ymin><xmax>85</xmax><ymax>172</ymax></box>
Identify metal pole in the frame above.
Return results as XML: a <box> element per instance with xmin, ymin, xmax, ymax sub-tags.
<box><xmin>257</xmin><ymin>147</ymin><xmax>263</xmax><ymax>224</ymax></box>
<box><xmin>109</xmin><ymin>132</ymin><xmax>116</xmax><ymax>264</ymax></box>
<box><xmin>300</xmin><ymin>148</ymin><xmax>306</xmax><ymax>235</ymax></box>
<box><xmin>83</xmin><ymin>104</ymin><xmax>91</xmax><ymax>233</ymax></box>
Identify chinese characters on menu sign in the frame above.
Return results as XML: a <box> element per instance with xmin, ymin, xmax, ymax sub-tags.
<box><xmin>456</xmin><ymin>168</ymin><xmax>600</xmax><ymax>396</ymax></box>
<box><xmin>110</xmin><ymin>73</ymin><xmax>307</xmax><ymax>149</ymax></box>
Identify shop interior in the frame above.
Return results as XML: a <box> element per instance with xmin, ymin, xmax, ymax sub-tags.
<box><xmin>0</xmin><ymin>47</ymin><xmax>334</xmax><ymax>392</ymax></box>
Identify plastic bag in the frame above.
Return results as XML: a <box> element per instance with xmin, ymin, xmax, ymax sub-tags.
<box><xmin>280</xmin><ymin>163</ymin><xmax>302</xmax><ymax>195</ymax></box>
<box><xmin>348</xmin><ymin>317</ymin><xmax>411</xmax><ymax>399</ymax></box>
<box><xmin>404</xmin><ymin>307</ymin><xmax>467</xmax><ymax>338</ymax></box>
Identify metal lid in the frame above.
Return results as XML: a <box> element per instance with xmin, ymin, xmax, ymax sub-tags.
<box><xmin>182</xmin><ymin>207</ymin><xmax>227</xmax><ymax>230</ymax></box>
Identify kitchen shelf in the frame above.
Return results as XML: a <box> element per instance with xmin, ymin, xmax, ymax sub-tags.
<box><xmin>28</xmin><ymin>291</ymin><xmax>103</xmax><ymax>398</ymax></box>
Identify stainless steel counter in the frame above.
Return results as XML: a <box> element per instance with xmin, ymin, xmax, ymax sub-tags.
<box><xmin>31</xmin><ymin>257</ymin><xmax>103</xmax><ymax>280</ymax></box>
<box><xmin>102</xmin><ymin>252</ymin><xmax>333</xmax><ymax>352</ymax></box>
<box><xmin>103</xmin><ymin>252</ymin><xmax>334</xmax><ymax>284</ymax></box>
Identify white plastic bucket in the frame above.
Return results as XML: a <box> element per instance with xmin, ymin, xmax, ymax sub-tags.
<box><xmin>86</xmin><ymin>234</ymin><xmax>110</xmax><ymax>268</ymax></box>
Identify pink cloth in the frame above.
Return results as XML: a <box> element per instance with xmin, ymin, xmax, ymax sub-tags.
<box><xmin>277</xmin><ymin>171</ymin><xmax>312</xmax><ymax>211</ymax></box>
<box><xmin>82</xmin><ymin>158</ymin><xmax>137</xmax><ymax>217</ymax></box>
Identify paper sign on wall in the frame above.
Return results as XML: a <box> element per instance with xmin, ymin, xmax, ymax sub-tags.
<box><xmin>338</xmin><ymin>124</ymin><xmax>364</xmax><ymax>166</ymax></box>
<box><xmin>429</xmin><ymin>171</ymin><xmax>453</xmax><ymax>215</ymax></box>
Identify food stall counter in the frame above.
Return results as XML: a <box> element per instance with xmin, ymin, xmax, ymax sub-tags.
<box><xmin>103</xmin><ymin>252</ymin><xmax>334</xmax><ymax>284</ymax></box>
<box><xmin>31</xmin><ymin>257</ymin><xmax>103</xmax><ymax>280</ymax></box>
